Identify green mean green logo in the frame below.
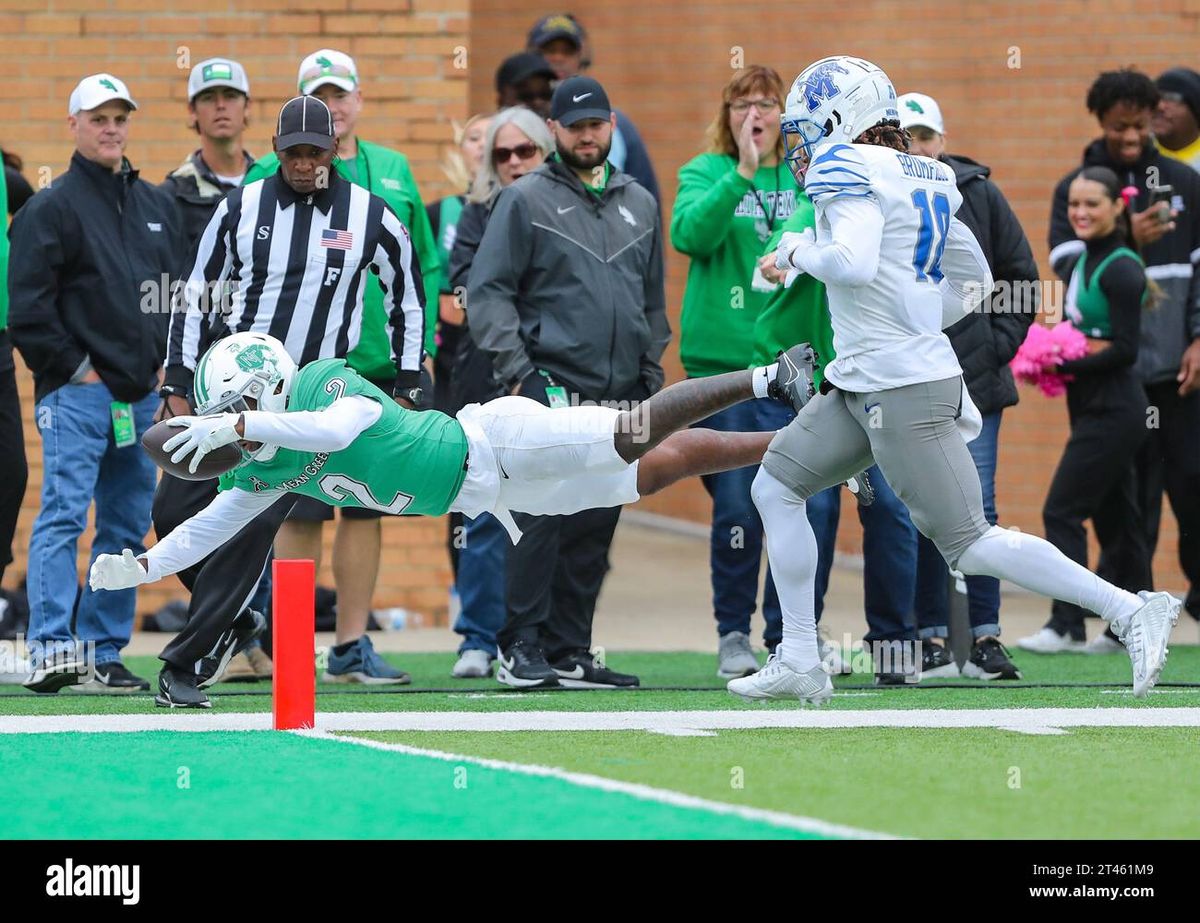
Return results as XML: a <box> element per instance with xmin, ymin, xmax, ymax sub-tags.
<box><xmin>234</xmin><ymin>344</ymin><xmax>273</xmax><ymax>372</ymax></box>
<box><xmin>99</xmin><ymin>78</ymin><xmax>118</xmax><ymax>92</ymax></box>
<box><xmin>316</xmin><ymin>55</ymin><xmax>333</xmax><ymax>72</ymax></box>
<box><xmin>905</xmin><ymin>99</ymin><xmax>924</xmax><ymax>114</ymax></box>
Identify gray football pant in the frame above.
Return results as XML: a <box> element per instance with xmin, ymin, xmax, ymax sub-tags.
<box><xmin>760</xmin><ymin>376</ymin><xmax>989</xmax><ymax>569</ymax></box>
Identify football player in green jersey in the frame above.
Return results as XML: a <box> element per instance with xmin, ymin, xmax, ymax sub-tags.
<box><xmin>89</xmin><ymin>332</ymin><xmax>815</xmax><ymax>698</ymax></box>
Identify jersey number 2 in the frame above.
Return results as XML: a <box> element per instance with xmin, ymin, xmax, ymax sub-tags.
<box><xmin>319</xmin><ymin>474</ymin><xmax>414</xmax><ymax>515</ymax></box>
<box><xmin>910</xmin><ymin>190</ymin><xmax>950</xmax><ymax>283</ymax></box>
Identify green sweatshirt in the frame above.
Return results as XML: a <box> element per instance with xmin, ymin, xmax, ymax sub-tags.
<box><xmin>671</xmin><ymin>152</ymin><xmax>798</xmax><ymax>377</ymax></box>
<box><xmin>244</xmin><ymin>139</ymin><xmax>442</xmax><ymax>375</ymax></box>
<box><xmin>750</xmin><ymin>196</ymin><xmax>834</xmax><ymax>387</ymax></box>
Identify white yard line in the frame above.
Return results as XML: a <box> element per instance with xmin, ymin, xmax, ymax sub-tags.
<box><xmin>1</xmin><ymin>707</ymin><xmax>1198</xmax><ymax>734</ymax></box>
<box><xmin>302</xmin><ymin>729</ymin><xmax>896</xmax><ymax>840</ymax></box>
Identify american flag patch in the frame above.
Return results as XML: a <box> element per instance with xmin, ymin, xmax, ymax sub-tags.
<box><xmin>321</xmin><ymin>228</ymin><xmax>353</xmax><ymax>250</ymax></box>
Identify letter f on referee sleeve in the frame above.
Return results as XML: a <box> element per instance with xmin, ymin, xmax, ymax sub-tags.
<box><xmin>374</xmin><ymin>206</ymin><xmax>426</xmax><ymax>391</ymax></box>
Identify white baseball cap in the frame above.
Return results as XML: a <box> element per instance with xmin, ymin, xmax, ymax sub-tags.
<box><xmin>188</xmin><ymin>58</ymin><xmax>250</xmax><ymax>101</ymax></box>
<box><xmin>68</xmin><ymin>73</ymin><xmax>137</xmax><ymax>116</ymax></box>
<box><xmin>297</xmin><ymin>49</ymin><xmax>359</xmax><ymax>95</ymax></box>
<box><xmin>898</xmin><ymin>92</ymin><xmax>944</xmax><ymax>134</ymax></box>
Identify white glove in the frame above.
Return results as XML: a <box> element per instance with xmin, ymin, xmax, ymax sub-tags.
<box><xmin>162</xmin><ymin>414</ymin><xmax>242</xmax><ymax>474</ymax></box>
<box><xmin>90</xmin><ymin>549</ymin><xmax>152</xmax><ymax>592</ymax></box>
<box><xmin>774</xmin><ymin>228</ymin><xmax>816</xmax><ymax>272</ymax></box>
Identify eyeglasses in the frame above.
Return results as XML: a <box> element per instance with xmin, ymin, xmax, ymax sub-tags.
<box><xmin>492</xmin><ymin>143</ymin><xmax>540</xmax><ymax>164</ymax></box>
<box><xmin>730</xmin><ymin>98</ymin><xmax>780</xmax><ymax>114</ymax></box>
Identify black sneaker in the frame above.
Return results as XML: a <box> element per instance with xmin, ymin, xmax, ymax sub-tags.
<box><xmin>23</xmin><ymin>651</ymin><xmax>90</xmax><ymax>694</ymax></box>
<box><xmin>552</xmin><ymin>651</ymin><xmax>640</xmax><ymax>689</ymax></box>
<box><xmin>198</xmin><ymin>608</ymin><xmax>267</xmax><ymax>688</ymax></box>
<box><xmin>963</xmin><ymin>636</ymin><xmax>1022</xmax><ymax>680</ymax></box>
<box><xmin>848</xmin><ymin>469</ymin><xmax>875</xmax><ymax>507</ymax></box>
<box><xmin>155</xmin><ymin>666</ymin><xmax>212</xmax><ymax>708</ymax></box>
<box><xmin>767</xmin><ymin>343</ymin><xmax>817</xmax><ymax>413</ymax></box>
<box><xmin>496</xmin><ymin>640</ymin><xmax>561</xmax><ymax>689</ymax></box>
<box><xmin>72</xmin><ymin>661</ymin><xmax>150</xmax><ymax>693</ymax></box>
<box><xmin>920</xmin><ymin>640</ymin><xmax>960</xmax><ymax>679</ymax></box>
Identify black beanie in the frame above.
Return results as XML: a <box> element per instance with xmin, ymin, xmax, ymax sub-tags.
<box><xmin>1156</xmin><ymin>67</ymin><xmax>1200</xmax><ymax>123</ymax></box>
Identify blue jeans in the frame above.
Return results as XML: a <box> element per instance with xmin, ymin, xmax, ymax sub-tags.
<box><xmin>697</xmin><ymin>398</ymin><xmax>782</xmax><ymax>648</ymax></box>
<box><xmin>806</xmin><ymin>462</ymin><xmax>918</xmax><ymax>643</ymax></box>
<box><xmin>27</xmin><ymin>383</ymin><xmax>158</xmax><ymax>667</ymax></box>
<box><xmin>453</xmin><ymin>512</ymin><xmax>508</xmax><ymax>656</ymax></box>
<box><xmin>915</xmin><ymin>410</ymin><xmax>1002</xmax><ymax>640</ymax></box>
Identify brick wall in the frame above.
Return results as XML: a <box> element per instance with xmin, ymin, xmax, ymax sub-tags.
<box><xmin>468</xmin><ymin>0</ymin><xmax>1198</xmax><ymax>594</ymax></box>
<box><xmin>7</xmin><ymin>0</ymin><xmax>470</xmax><ymax>621</ymax></box>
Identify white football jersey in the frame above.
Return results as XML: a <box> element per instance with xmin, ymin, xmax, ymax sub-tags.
<box><xmin>804</xmin><ymin>142</ymin><xmax>967</xmax><ymax>392</ymax></box>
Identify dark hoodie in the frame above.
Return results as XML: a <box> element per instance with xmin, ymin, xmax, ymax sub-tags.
<box><xmin>1049</xmin><ymin>139</ymin><xmax>1200</xmax><ymax>385</ymax></box>
<box><xmin>939</xmin><ymin>154</ymin><xmax>1040</xmax><ymax>414</ymax></box>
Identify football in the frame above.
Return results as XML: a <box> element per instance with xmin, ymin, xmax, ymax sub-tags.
<box><xmin>140</xmin><ymin>420</ymin><xmax>243</xmax><ymax>481</ymax></box>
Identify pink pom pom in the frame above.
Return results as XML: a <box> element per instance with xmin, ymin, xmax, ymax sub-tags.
<box><xmin>1012</xmin><ymin>321</ymin><xmax>1085</xmax><ymax>398</ymax></box>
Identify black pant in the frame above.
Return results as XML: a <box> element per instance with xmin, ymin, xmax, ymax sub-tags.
<box><xmin>1043</xmin><ymin>371</ymin><xmax>1150</xmax><ymax>638</ymax></box>
<box><xmin>151</xmin><ymin>473</ymin><xmax>294</xmax><ymax>672</ymax></box>
<box><xmin>0</xmin><ymin>333</ymin><xmax>27</xmax><ymax>586</ymax></box>
<box><xmin>1099</xmin><ymin>381</ymin><xmax>1200</xmax><ymax>621</ymax></box>
<box><xmin>498</xmin><ymin>504</ymin><xmax>623</xmax><ymax>661</ymax></box>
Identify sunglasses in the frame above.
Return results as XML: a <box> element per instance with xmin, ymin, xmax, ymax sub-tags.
<box><xmin>299</xmin><ymin>62</ymin><xmax>358</xmax><ymax>92</ymax></box>
<box><xmin>493</xmin><ymin>143</ymin><xmax>540</xmax><ymax>164</ymax></box>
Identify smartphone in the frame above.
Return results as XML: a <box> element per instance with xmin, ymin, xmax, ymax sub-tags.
<box><xmin>1150</xmin><ymin>184</ymin><xmax>1174</xmax><ymax>222</ymax></box>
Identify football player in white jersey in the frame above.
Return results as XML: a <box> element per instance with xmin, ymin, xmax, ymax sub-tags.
<box><xmin>729</xmin><ymin>55</ymin><xmax>1180</xmax><ymax>704</ymax></box>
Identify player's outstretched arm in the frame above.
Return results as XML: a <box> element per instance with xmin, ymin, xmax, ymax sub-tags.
<box><xmin>778</xmin><ymin>196</ymin><xmax>884</xmax><ymax>287</ymax></box>
<box><xmin>89</xmin><ymin>488</ymin><xmax>278</xmax><ymax>591</ymax></box>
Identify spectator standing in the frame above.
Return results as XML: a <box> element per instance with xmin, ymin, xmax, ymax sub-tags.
<box><xmin>1025</xmin><ymin>167</ymin><xmax>1155</xmax><ymax>653</ymax></box>
<box><xmin>10</xmin><ymin>75</ymin><xmax>181</xmax><ymax>693</ymax></box>
<box><xmin>242</xmin><ymin>50</ymin><xmax>441</xmax><ymax>679</ymax></box>
<box><xmin>445</xmin><ymin>108</ymin><xmax>552</xmax><ymax>679</ymax></box>
<box><xmin>526</xmin><ymin>13</ymin><xmax>660</xmax><ymax>204</ymax></box>
<box><xmin>0</xmin><ymin>148</ymin><xmax>29</xmax><ymax>595</ymax></box>
<box><xmin>899</xmin><ymin>92</ymin><xmax>1037</xmax><ymax>679</ymax></box>
<box><xmin>154</xmin><ymin>96</ymin><xmax>427</xmax><ymax>707</ymax></box>
<box><xmin>161</xmin><ymin>59</ymin><xmax>255</xmax><ymax>250</ymax></box>
<box><xmin>494</xmin><ymin>53</ymin><xmax>556</xmax><ymax>119</ymax></box>
<box><xmin>670</xmin><ymin>66</ymin><xmax>799</xmax><ymax>678</ymax></box>
<box><xmin>3</xmin><ymin>149</ymin><xmax>33</xmax><ymax>214</ymax></box>
<box><xmin>154</xmin><ymin>58</ymin><xmax>271</xmax><ymax>684</ymax></box>
<box><xmin>1154</xmin><ymin>68</ymin><xmax>1200</xmax><ymax>172</ymax></box>
<box><xmin>469</xmin><ymin>77</ymin><xmax>669</xmax><ymax>689</ymax></box>
<box><xmin>1043</xmin><ymin>69</ymin><xmax>1200</xmax><ymax>645</ymax></box>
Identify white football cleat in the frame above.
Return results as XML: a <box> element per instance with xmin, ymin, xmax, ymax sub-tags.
<box><xmin>727</xmin><ymin>654</ymin><xmax>832</xmax><ymax>705</ymax></box>
<box><xmin>1113</xmin><ymin>591</ymin><xmax>1180</xmax><ymax>698</ymax></box>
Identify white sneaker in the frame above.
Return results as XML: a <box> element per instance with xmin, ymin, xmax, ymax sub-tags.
<box><xmin>727</xmin><ymin>655</ymin><xmax>832</xmax><ymax>705</ymax></box>
<box><xmin>1015</xmin><ymin>627</ymin><xmax>1086</xmax><ymax>654</ymax></box>
<box><xmin>1083</xmin><ymin>631</ymin><xmax>1124</xmax><ymax>655</ymax></box>
<box><xmin>1113</xmin><ymin>591</ymin><xmax>1180</xmax><ymax>698</ymax></box>
<box><xmin>451</xmin><ymin>649</ymin><xmax>493</xmax><ymax>678</ymax></box>
<box><xmin>717</xmin><ymin>631</ymin><xmax>760</xmax><ymax>679</ymax></box>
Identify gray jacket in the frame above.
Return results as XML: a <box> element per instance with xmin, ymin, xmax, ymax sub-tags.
<box><xmin>467</xmin><ymin>159</ymin><xmax>670</xmax><ymax>400</ymax></box>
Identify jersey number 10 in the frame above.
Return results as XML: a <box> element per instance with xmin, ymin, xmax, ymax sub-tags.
<box><xmin>910</xmin><ymin>189</ymin><xmax>951</xmax><ymax>284</ymax></box>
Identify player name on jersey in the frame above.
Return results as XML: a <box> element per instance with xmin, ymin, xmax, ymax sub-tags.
<box><xmin>247</xmin><ymin>453</ymin><xmax>331</xmax><ymax>492</ymax></box>
<box><xmin>894</xmin><ymin>152</ymin><xmax>952</xmax><ymax>184</ymax></box>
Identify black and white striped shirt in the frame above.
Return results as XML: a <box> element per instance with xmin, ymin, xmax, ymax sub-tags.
<box><xmin>163</xmin><ymin>170</ymin><xmax>425</xmax><ymax>394</ymax></box>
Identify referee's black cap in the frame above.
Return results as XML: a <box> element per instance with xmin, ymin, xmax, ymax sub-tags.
<box><xmin>275</xmin><ymin>96</ymin><xmax>335</xmax><ymax>150</ymax></box>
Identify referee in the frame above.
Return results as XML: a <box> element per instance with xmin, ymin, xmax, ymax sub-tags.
<box><xmin>152</xmin><ymin>96</ymin><xmax>425</xmax><ymax>707</ymax></box>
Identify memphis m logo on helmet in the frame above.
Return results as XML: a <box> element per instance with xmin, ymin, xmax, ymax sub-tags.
<box><xmin>782</xmin><ymin>55</ymin><xmax>900</xmax><ymax>183</ymax></box>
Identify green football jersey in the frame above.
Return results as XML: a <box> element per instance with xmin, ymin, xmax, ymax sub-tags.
<box><xmin>232</xmin><ymin>359</ymin><xmax>469</xmax><ymax>516</ymax></box>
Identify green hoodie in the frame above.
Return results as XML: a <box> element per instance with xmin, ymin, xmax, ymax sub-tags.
<box><xmin>244</xmin><ymin>139</ymin><xmax>442</xmax><ymax>376</ymax></box>
<box><xmin>671</xmin><ymin>152</ymin><xmax>798</xmax><ymax>377</ymax></box>
<box><xmin>750</xmin><ymin>196</ymin><xmax>834</xmax><ymax>387</ymax></box>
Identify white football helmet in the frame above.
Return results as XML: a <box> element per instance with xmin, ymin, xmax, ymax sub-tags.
<box><xmin>781</xmin><ymin>56</ymin><xmax>899</xmax><ymax>183</ymax></box>
<box><xmin>192</xmin><ymin>332</ymin><xmax>297</xmax><ymax>463</ymax></box>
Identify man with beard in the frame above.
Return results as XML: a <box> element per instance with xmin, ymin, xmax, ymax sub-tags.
<box><xmin>468</xmin><ymin>76</ymin><xmax>669</xmax><ymax>688</ymax></box>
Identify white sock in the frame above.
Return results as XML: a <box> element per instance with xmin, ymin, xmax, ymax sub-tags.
<box><xmin>956</xmin><ymin>525</ymin><xmax>1143</xmax><ymax>623</ymax></box>
<box><xmin>751</xmin><ymin>363</ymin><xmax>777</xmax><ymax>399</ymax></box>
<box><xmin>751</xmin><ymin>468</ymin><xmax>820</xmax><ymax>672</ymax></box>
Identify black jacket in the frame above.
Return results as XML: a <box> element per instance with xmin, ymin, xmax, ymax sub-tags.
<box><xmin>941</xmin><ymin>154</ymin><xmax>1039</xmax><ymax>415</ymax></box>
<box><xmin>8</xmin><ymin>151</ymin><xmax>182</xmax><ymax>402</ymax></box>
<box><xmin>160</xmin><ymin>149</ymin><xmax>254</xmax><ymax>253</ymax></box>
<box><xmin>1049</xmin><ymin>139</ymin><xmax>1200</xmax><ymax>385</ymax></box>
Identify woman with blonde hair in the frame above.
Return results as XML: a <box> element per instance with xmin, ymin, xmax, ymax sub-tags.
<box><xmin>671</xmin><ymin>66</ymin><xmax>798</xmax><ymax>678</ymax></box>
<box><xmin>444</xmin><ymin>107</ymin><xmax>554</xmax><ymax>680</ymax></box>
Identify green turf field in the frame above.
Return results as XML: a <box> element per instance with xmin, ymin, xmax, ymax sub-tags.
<box><xmin>2</xmin><ymin>646</ymin><xmax>1197</xmax><ymax>838</ymax></box>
